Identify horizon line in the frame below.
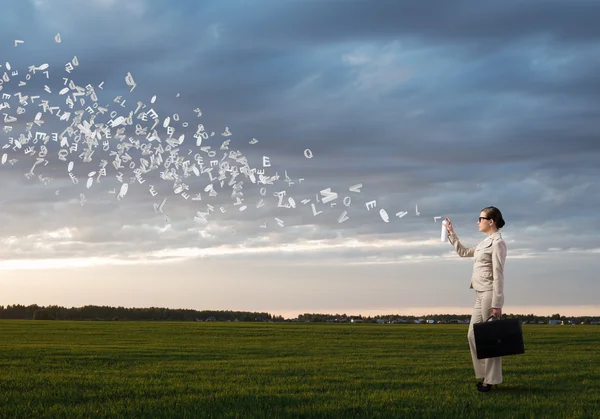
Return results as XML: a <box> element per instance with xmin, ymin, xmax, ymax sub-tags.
<box><xmin>2</xmin><ymin>303</ymin><xmax>600</xmax><ymax>318</ymax></box>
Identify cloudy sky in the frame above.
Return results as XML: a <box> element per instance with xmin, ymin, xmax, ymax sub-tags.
<box><xmin>1</xmin><ymin>0</ymin><xmax>599</xmax><ymax>318</ymax></box>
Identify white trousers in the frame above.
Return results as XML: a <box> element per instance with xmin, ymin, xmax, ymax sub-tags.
<box><xmin>467</xmin><ymin>290</ymin><xmax>502</xmax><ymax>385</ymax></box>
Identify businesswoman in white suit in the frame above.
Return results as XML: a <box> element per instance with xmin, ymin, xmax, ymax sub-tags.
<box><xmin>444</xmin><ymin>206</ymin><xmax>507</xmax><ymax>393</ymax></box>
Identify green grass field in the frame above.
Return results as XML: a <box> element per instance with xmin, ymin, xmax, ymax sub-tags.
<box><xmin>0</xmin><ymin>321</ymin><xmax>599</xmax><ymax>418</ymax></box>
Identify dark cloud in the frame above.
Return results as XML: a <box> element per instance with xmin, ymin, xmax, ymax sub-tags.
<box><xmin>218</xmin><ymin>0</ymin><xmax>600</xmax><ymax>47</ymax></box>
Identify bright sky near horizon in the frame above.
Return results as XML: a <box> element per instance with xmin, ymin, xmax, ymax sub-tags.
<box><xmin>1</xmin><ymin>0</ymin><xmax>600</xmax><ymax>318</ymax></box>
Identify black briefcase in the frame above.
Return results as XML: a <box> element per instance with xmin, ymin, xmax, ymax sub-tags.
<box><xmin>473</xmin><ymin>316</ymin><xmax>525</xmax><ymax>359</ymax></box>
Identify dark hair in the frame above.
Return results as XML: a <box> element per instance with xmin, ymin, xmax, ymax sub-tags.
<box><xmin>481</xmin><ymin>206</ymin><xmax>505</xmax><ymax>229</ymax></box>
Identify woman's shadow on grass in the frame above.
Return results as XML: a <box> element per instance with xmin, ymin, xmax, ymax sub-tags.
<box><xmin>486</xmin><ymin>384</ymin><xmax>563</xmax><ymax>395</ymax></box>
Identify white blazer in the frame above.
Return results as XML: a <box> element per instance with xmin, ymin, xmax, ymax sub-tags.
<box><xmin>448</xmin><ymin>231</ymin><xmax>507</xmax><ymax>308</ymax></box>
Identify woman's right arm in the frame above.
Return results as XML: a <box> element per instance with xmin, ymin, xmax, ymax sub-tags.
<box><xmin>445</xmin><ymin>218</ymin><xmax>475</xmax><ymax>258</ymax></box>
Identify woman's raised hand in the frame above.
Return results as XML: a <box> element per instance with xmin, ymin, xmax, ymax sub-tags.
<box><xmin>444</xmin><ymin>217</ymin><xmax>454</xmax><ymax>235</ymax></box>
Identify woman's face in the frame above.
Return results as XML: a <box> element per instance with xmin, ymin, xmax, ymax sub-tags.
<box><xmin>478</xmin><ymin>211</ymin><xmax>494</xmax><ymax>233</ymax></box>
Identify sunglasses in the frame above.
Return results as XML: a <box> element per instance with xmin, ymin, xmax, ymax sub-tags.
<box><xmin>478</xmin><ymin>217</ymin><xmax>491</xmax><ymax>222</ymax></box>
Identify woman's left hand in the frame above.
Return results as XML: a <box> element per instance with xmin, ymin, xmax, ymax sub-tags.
<box><xmin>492</xmin><ymin>308</ymin><xmax>502</xmax><ymax>318</ymax></box>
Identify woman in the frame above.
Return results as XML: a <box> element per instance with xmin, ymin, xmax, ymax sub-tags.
<box><xmin>444</xmin><ymin>206</ymin><xmax>507</xmax><ymax>393</ymax></box>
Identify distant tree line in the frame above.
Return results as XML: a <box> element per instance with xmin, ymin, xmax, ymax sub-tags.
<box><xmin>0</xmin><ymin>305</ymin><xmax>284</xmax><ymax>322</ymax></box>
<box><xmin>0</xmin><ymin>305</ymin><xmax>598</xmax><ymax>324</ymax></box>
<box><xmin>296</xmin><ymin>312</ymin><xmax>600</xmax><ymax>324</ymax></box>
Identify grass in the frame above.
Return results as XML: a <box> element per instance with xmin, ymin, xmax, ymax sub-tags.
<box><xmin>0</xmin><ymin>321</ymin><xmax>599</xmax><ymax>418</ymax></box>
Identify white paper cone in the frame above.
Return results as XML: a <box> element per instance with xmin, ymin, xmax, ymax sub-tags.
<box><xmin>441</xmin><ymin>220</ymin><xmax>449</xmax><ymax>242</ymax></box>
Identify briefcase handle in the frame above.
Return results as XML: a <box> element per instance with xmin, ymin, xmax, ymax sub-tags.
<box><xmin>485</xmin><ymin>315</ymin><xmax>496</xmax><ymax>322</ymax></box>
